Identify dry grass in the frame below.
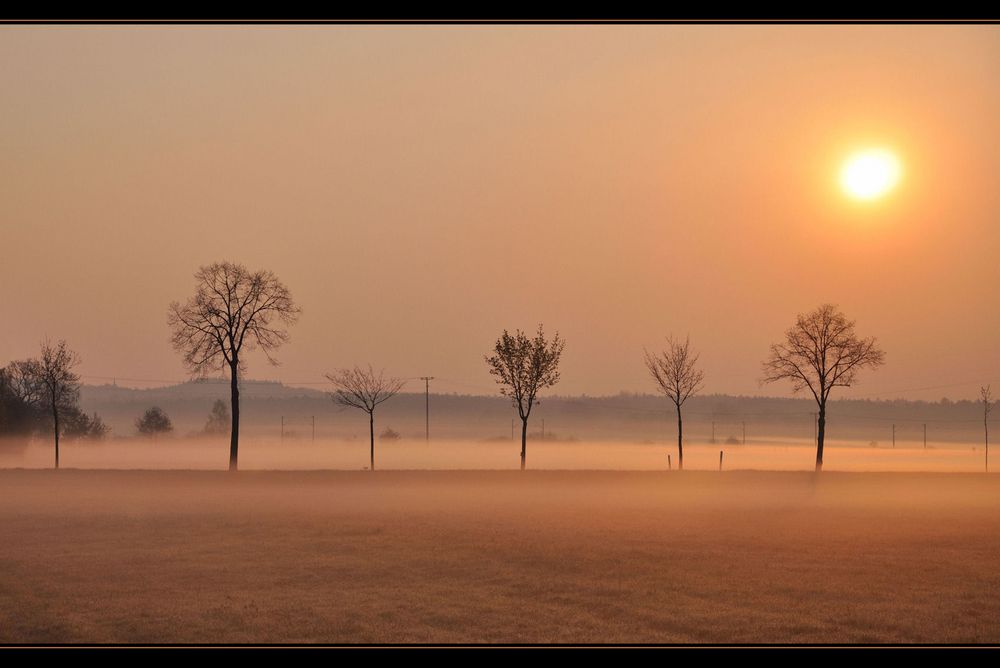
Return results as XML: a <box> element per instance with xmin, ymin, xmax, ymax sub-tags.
<box><xmin>1</xmin><ymin>469</ymin><xmax>998</xmax><ymax>643</ymax></box>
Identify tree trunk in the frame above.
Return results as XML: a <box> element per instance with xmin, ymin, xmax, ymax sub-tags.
<box><xmin>370</xmin><ymin>411</ymin><xmax>375</xmax><ymax>472</ymax></box>
<box><xmin>52</xmin><ymin>389</ymin><xmax>59</xmax><ymax>470</ymax></box>
<box><xmin>816</xmin><ymin>404</ymin><xmax>827</xmax><ymax>472</ymax></box>
<box><xmin>520</xmin><ymin>418</ymin><xmax>528</xmax><ymax>471</ymax></box>
<box><xmin>676</xmin><ymin>403</ymin><xmax>683</xmax><ymax>471</ymax></box>
<box><xmin>229</xmin><ymin>359</ymin><xmax>239</xmax><ymax>472</ymax></box>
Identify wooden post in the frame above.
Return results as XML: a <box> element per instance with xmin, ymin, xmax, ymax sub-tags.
<box><xmin>668</xmin><ymin>454</ymin><xmax>672</xmax><ymax>471</ymax></box>
<box><xmin>719</xmin><ymin>450</ymin><xmax>723</xmax><ymax>471</ymax></box>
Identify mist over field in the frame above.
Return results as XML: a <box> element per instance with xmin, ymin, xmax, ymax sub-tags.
<box><xmin>1</xmin><ymin>438</ymin><xmax>994</xmax><ymax>474</ymax></box>
<box><xmin>2</xmin><ymin>468</ymin><xmax>999</xmax><ymax>643</ymax></box>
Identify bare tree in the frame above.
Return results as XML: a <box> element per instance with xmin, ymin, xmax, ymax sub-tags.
<box><xmin>2</xmin><ymin>360</ymin><xmax>44</xmax><ymax>408</ymax></box>
<box><xmin>761</xmin><ymin>304</ymin><xmax>885</xmax><ymax>472</ymax></box>
<box><xmin>982</xmin><ymin>385</ymin><xmax>992</xmax><ymax>473</ymax></box>
<box><xmin>168</xmin><ymin>262</ymin><xmax>300</xmax><ymax>471</ymax></box>
<box><xmin>485</xmin><ymin>325</ymin><xmax>564</xmax><ymax>471</ymax></box>
<box><xmin>33</xmin><ymin>339</ymin><xmax>82</xmax><ymax>469</ymax></box>
<box><xmin>643</xmin><ymin>335</ymin><xmax>705</xmax><ymax>471</ymax></box>
<box><xmin>325</xmin><ymin>365</ymin><xmax>405</xmax><ymax>471</ymax></box>
<box><xmin>0</xmin><ymin>363</ymin><xmax>42</xmax><ymax>437</ymax></box>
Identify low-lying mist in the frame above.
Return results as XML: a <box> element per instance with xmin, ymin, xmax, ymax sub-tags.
<box><xmin>1</xmin><ymin>436</ymin><xmax>993</xmax><ymax>472</ymax></box>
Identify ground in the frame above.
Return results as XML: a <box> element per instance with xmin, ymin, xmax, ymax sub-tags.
<box><xmin>1</xmin><ymin>469</ymin><xmax>998</xmax><ymax>643</ymax></box>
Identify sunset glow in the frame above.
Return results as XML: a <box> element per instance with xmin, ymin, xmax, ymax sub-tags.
<box><xmin>840</xmin><ymin>149</ymin><xmax>902</xmax><ymax>201</ymax></box>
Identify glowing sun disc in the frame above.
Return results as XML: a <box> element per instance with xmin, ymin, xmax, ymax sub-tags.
<box><xmin>840</xmin><ymin>149</ymin><xmax>902</xmax><ymax>200</ymax></box>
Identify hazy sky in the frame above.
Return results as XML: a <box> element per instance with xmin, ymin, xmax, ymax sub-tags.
<box><xmin>2</xmin><ymin>25</ymin><xmax>999</xmax><ymax>400</ymax></box>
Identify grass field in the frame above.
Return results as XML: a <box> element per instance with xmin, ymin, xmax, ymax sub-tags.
<box><xmin>1</xmin><ymin>469</ymin><xmax>999</xmax><ymax>643</ymax></box>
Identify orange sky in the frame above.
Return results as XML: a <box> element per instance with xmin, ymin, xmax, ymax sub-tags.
<box><xmin>2</xmin><ymin>25</ymin><xmax>999</xmax><ymax>400</ymax></box>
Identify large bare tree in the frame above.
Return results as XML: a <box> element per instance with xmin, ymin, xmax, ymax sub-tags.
<box><xmin>33</xmin><ymin>339</ymin><xmax>82</xmax><ymax>469</ymax></box>
<box><xmin>485</xmin><ymin>325</ymin><xmax>564</xmax><ymax>471</ymax></box>
<box><xmin>325</xmin><ymin>365</ymin><xmax>405</xmax><ymax>471</ymax></box>
<box><xmin>761</xmin><ymin>304</ymin><xmax>885</xmax><ymax>472</ymax></box>
<box><xmin>644</xmin><ymin>335</ymin><xmax>705</xmax><ymax>471</ymax></box>
<box><xmin>168</xmin><ymin>262</ymin><xmax>300</xmax><ymax>471</ymax></box>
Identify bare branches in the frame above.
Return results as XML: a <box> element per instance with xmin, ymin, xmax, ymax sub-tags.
<box><xmin>761</xmin><ymin>304</ymin><xmax>885</xmax><ymax>406</ymax></box>
<box><xmin>167</xmin><ymin>261</ymin><xmax>301</xmax><ymax>376</ymax></box>
<box><xmin>37</xmin><ymin>339</ymin><xmax>82</xmax><ymax>410</ymax></box>
<box><xmin>643</xmin><ymin>335</ymin><xmax>704</xmax><ymax>408</ymax></box>
<box><xmin>2</xmin><ymin>359</ymin><xmax>45</xmax><ymax>406</ymax></box>
<box><xmin>485</xmin><ymin>324</ymin><xmax>564</xmax><ymax>420</ymax></box>
<box><xmin>325</xmin><ymin>365</ymin><xmax>406</xmax><ymax>415</ymax></box>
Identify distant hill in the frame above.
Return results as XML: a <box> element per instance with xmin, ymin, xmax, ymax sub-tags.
<box><xmin>79</xmin><ymin>380</ymin><xmax>992</xmax><ymax>445</ymax></box>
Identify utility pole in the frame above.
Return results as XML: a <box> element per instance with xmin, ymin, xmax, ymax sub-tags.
<box><xmin>984</xmin><ymin>386</ymin><xmax>992</xmax><ymax>473</ymax></box>
<box><xmin>419</xmin><ymin>376</ymin><xmax>434</xmax><ymax>442</ymax></box>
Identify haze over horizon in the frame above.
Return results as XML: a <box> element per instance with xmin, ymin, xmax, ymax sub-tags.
<box><xmin>3</xmin><ymin>25</ymin><xmax>999</xmax><ymax>401</ymax></box>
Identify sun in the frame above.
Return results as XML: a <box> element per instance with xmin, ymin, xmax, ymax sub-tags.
<box><xmin>840</xmin><ymin>149</ymin><xmax>902</xmax><ymax>201</ymax></box>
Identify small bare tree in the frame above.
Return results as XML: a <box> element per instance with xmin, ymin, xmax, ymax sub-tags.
<box><xmin>325</xmin><ymin>365</ymin><xmax>405</xmax><ymax>471</ymax></box>
<box><xmin>643</xmin><ymin>335</ymin><xmax>705</xmax><ymax>471</ymax></box>
<box><xmin>2</xmin><ymin>359</ymin><xmax>44</xmax><ymax>408</ymax></box>
<box><xmin>33</xmin><ymin>339</ymin><xmax>82</xmax><ymax>469</ymax></box>
<box><xmin>762</xmin><ymin>304</ymin><xmax>885</xmax><ymax>472</ymax></box>
<box><xmin>485</xmin><ymin>325</ymin><xmax>564</xmax><ymax>471</ymax></box>
<box><xmin>0</xmin><ymin>361</ymin><xmax>44</xmax><ymax>437</ymax></box>
<box><xmin>982</xmin><ymin>385</ymin><xmax>992</xmax><ymax>473</ymax></box>
<box><xmin>168</xmin><ymin>262</ymin><xmax>300</xmax><ymax>471</ymax></box>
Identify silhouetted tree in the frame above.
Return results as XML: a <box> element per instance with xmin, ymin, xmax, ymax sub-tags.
<box><xmin>761</xmin><ymin>304</ymin><xmax>885</xmax><ymax>472</ymax></box>
<box><xmin>204</xmin><ymin>399</ymin><xmax>230</xmax><ymax>435</ymax></box>
<box><xmin>1</xmin><ymin>355</ymin><xmax>106</xmax><ymax>447</ymax></box>
<box><xmin>644</xmin><ymin>335</ymin><xmax>705</xmax><ymax>471</ymax></box>
<box><xmin>982</xmin><ymin>385</ymin><xmax>992</xmax><ymax>473</ymax></box>
<box><xmin>136</xmin><ymin>406</ymin><xmax>173</xmax><ymax>437</ymax></box>
<box><xmin>325</xmin><ymin>365</ymin><xmax>405</xmax><ymax>471</ymax></box>
<box><xmin>30</xmin><ymin>340</ymin><xmax>83</xmax><ymax>469</ymax></box>
<box><xmin>485</xmin><ymin>325</ymin><xmax>564</xmax><ymax>471</ymax></box>
<box><xmin>168</xmin><ymin>262</ymin><xmax>300</xmax><ymax>471</ymax></box>
<box><xmin>0</xmin><ymin>360</ymin><xmax>44</xmax><ymax>437</ymax></box>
